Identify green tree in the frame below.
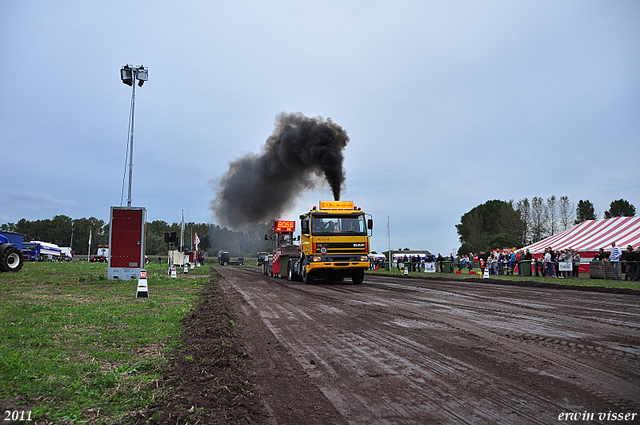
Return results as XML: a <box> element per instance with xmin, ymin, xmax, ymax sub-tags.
<box><xmin>3</xmin><ymin>215</ymin><xmax>275</xmax><ymax>258</ymax></box>
<box><xmin>456</xmin><ymin>200</ymin><xmax>525</xmax><ymax>255</ymax></box>
<box><xmin>485</xmin><ymin>233</ymin><xmax>521</xmax><ymax>252</ymax></box>
<box><xmin>604</xmin><ymin>199</ymin><xmax>636</xmax><ymax>218</ymax></box>
<box><xmin>575</xmin><ymin>200</ymin><xmax>597</xmax><ymax>224</ymax></box>
<box><xmin>145</xmin><ymin>220</ymin><xmax>170</xmax><ymax>255</ymax></box>
<box><xmin>1</xmin><ymin>216</ymin><xmax>107</xmax><ymax>255</ymax></box>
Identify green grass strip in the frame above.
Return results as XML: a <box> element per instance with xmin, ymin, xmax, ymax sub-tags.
<box><xmin>0</xmin><ymin>261</ymin><xmax>206</xmax><ymax>424</ymax></box>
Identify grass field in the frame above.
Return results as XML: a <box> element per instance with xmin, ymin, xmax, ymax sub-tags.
<box><xmin>0</xmin><ymin>261</ymin><xmax>210</xmax><ymax>424</ymax></box>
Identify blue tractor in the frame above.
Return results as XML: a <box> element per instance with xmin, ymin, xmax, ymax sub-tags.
<box><xmin>0</xmin><ymin>232</ymin><xmax>24</xmax><ymax>272</ymax></box>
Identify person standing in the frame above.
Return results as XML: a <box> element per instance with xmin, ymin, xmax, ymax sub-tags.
<box><xmin>544</xmin><ymin>248</ymin><xmax>554</xmax><ymax>277</ymax></box>
<box><xmin>624</xmin><ymin>246</ymin><xmax>635</xmax><ymax>281</ymax></box>
<box><xmin>572</xmin><ymin>249</ymin><xmax>581</xmax><ymax>278</ymax></box>
<box><xmin>609</xmin><ymin>242</ymin><xmax>622</xmax><ymax>280</ymax></box>
<box><xmin>562</xmin><ymin>249</ymin><xmax>573</xmax><ymax>279</ymax></box>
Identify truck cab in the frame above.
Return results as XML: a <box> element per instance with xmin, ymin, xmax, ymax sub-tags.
<box><xmin>218</xmin><ymin>251</ymin><xmax>230</xmax><ymax>265</ymax></box>
<box><xmin>297</xmin><ymin>201</ymin><xmax>373</xmax><ymax>284</ymax></box>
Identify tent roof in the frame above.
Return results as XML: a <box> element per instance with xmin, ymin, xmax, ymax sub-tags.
<box><xmin>523</xmin><ymin>217</ymin><xmax>640</xmax><ymax>254</ymax></box>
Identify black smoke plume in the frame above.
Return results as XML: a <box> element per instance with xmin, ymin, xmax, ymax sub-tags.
<box><xmin>210</xmin><ymin>112</ymin><xmax>350</xmax><ymax>229</ymax></box>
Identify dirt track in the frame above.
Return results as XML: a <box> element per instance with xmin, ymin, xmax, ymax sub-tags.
<box><xmin>217</xmin><ymin>267</ymin><xmax>640</xmax><ymax>425</ymax></box>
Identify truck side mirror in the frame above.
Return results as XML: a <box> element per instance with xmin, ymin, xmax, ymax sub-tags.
<box><xmin>368</xmin><ymin>219</ymin><xmax>374</xmax><ymax>230</ymax></box>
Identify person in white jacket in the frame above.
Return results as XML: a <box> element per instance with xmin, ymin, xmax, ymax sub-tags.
<box><xmin>609</xmin><ymin>242</ymin><xmax>622</xmax><ymax>280</ymax></box>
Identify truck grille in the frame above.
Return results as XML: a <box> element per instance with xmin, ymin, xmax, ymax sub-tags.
<box><xmin>316</xmin><ymin>242</ymin><xmax>367</xmax><ymax>255</ymax></box>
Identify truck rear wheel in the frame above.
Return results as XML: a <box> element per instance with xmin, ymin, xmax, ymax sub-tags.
<box><xmin>288</xmin><ymin>261</ymin><xmax>301</xmax><ymax>282</ymax></box>
<box><xmin>0</xmin><ymin>245</ymin><xmax>24</xmax><ymax>272</ymax></box>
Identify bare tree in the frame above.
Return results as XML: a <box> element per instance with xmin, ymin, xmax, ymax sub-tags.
<box><xmin>530</xmin><ymin>197</ymin><xmax>547</xmax><ymax>242</ymax></box>
<box><xmin>546</xmin><ymin>195</ymin><xmax>558</xmax><ymax>236</ymax></box>
<box><xmin>515</xmin><ymin>198</ymin><xmax>531</xmax><ymax>246</ymax></box>
<box><xmin>558</xmin><ymin>196</ymin><xmax>575</xmax><ymax>231</ymax></box>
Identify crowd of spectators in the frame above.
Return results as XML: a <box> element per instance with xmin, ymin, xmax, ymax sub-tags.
<box><xmin>532</xmin><ymin>247</ymin><xmax>581</xmax><ymax>278</ymax></box>
<box><xmin>393</xmin><ymin>254</ymin><xmax>437</xmax><ymax>272</ymax></box>
<box><xmin>593</xmin><ymin>243</ymin><xmax>640</xmax><ymax>281</ymax></box>
<box><xmin>447</xmin><ymin>249</ymin><xmax>533</xmax><ymax>276</ymax></box>
<box><xmin>379</xmin><ymin>244</ymin><xmax>640</xmax><ymax>281</ymax></box>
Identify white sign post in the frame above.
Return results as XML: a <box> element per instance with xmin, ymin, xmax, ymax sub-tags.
<box><xmin>136</xmin><ymin>269</ymin><xmax>149</xmax><ymax>298</ymax></box>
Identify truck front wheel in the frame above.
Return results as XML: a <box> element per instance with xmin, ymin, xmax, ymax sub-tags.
<box><xmin>303</xmin><ymin>270</ymin><xmax>315</xmax><ymax>284</ymax></box>
<box><xmin>301</xmin><ymin>261</ymin><xmax>314</xmax><ymax>284</ymax></box>
<box><xmin>352</xmin><ymin>269</ymin><xmax>364</xmax><ymax>285</ymax></box>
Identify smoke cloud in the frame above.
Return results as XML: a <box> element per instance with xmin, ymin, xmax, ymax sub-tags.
<box><xmin>210</xmin><ymin>112</ymin><xmax>350</xmax><ymax>229</ymax></box>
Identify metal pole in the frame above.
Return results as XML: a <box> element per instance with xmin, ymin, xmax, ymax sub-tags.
<box><xmin>127</xmin><ymin>74</ymin><xmax>137</xmax><ymax>207</ymax></box>
<box><xmin>387</xmin><ymin>216</ymin><xmax>391</xmax><ymax>271</ymax></box>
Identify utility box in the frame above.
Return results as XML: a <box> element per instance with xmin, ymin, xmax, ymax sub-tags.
<box><xmin>108</xmin><ymin>206</ymin><xmax>146</xmax><ymax>280</ymax></box>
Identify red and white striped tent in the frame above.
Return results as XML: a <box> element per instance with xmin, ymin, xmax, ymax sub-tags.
<box><xmin>522</xmin><ymin>217</ymin><xmax>640</xmax><ymax>273</ymax></box>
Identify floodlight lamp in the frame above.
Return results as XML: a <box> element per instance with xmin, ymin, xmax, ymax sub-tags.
<box><xmin>120</xmin><ymin>65</ymin><xmax>133</xmax><ymax>86</ymax></box>
<box><xmin>136</xmin><ymin>66</ymin><xmax>148</xmax><ymax>81</ymax></box>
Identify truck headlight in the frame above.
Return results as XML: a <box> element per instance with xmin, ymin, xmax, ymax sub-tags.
<box><xmin>313</xmin><ymin>256</ymin><xmax>322</xmax><ymax>262</ymax></box>
<box><xmin>361</xmin><ymin>256</ymin><xmax>369</xmax><ymax>262</ymax></box>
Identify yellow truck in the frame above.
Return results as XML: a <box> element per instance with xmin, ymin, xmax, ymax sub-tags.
<box><xmin>289</xmin><ymin>201</ymin><xmax>373</xmax><ymax>284</ymax></box>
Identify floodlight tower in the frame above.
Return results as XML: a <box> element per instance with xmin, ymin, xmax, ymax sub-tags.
<box><xmin>120</xmin><ymin>64</ymin><xmax>148</xmax><ymax>207</ymax></box>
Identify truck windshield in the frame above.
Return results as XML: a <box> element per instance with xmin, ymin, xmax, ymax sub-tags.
<box><xmin>311</xmin><ymin>215</ymin><xmax>366</xmax><ymax>236</ymax></box>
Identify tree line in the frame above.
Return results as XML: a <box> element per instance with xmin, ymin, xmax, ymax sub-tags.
<box><xmin>456</xmin><ymin>197</ymin><xmax>636</xmax><ymax>256</ymax></box>
<box><xmin>0</xmin><ymin>215</ymin><xmax>273</xmax><ymax>257</ymax></box>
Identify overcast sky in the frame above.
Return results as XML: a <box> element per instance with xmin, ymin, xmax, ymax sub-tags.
<box><xmin>1</xmin><ymin>1</ymin><xmax>638</xmax><ymax>255</ymax></box>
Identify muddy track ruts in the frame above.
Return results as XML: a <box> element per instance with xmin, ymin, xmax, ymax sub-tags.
<box><xmin>216</xmin><ymin>267</ymin><xmax>640</xmax><ymax>424</ymax></box>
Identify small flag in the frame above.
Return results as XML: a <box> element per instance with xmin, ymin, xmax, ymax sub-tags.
<box><xmin>194</xmin><ymin>232</ymin><xmax>200</xmax><ymax>250</ymax></box>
